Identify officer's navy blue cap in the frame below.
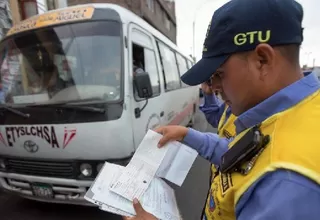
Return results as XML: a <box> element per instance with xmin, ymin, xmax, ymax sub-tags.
<box><xmin>181</xmin><ymin>0</ymin><xmax>304</xmax><ymax>86</ymax></box>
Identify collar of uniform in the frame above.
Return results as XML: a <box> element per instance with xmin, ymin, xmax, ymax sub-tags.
<box><xmin>234</xmin><ymin>72</ymin><xmax>320</xmax><ymax>134</ymax></box>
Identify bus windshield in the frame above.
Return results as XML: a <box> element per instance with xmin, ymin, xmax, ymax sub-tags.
<box><xmin>0</xmin><ymin>21</ymin><xmax>122</xmax><ymax>106</ymax></box>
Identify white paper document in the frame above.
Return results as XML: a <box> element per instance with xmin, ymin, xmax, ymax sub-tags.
<box><xmin>100</xmin><ymin>204</ymin><xmax>134</xmax><ymax>217</ymax></box>
<box><xmin>109</xmin><ymin>130</ymin><xmax>170</xmax><ymax>201</ymax></box>
<box><xmin>109</xmin><ymin>130</ymin><xmax>198</xmax><ymax>201</ymax></box>
<box><xmin>88</xmin><ymin>163</ymin><xmax>134</xmax><ymax>213</ymax></box>
<box><xmin>157</xmin><ymin>141</ymin><xmax>198</xmax><ymax>186</ymax></box>
<box><xmin>85</xmin><ymin>162</ymin><xmax>181</xmax><ymax>220</ymax></box>
<box><xmin>85</xmin><ymin>130</ymin><xmax>197</xmax><ymax>219</ymax></box>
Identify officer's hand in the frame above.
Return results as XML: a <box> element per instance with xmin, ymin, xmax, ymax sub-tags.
<box><xmin>123</xmin><ymin>199</ymin><xmax>158</xmax><ymax>220</ymax></box>
<box><xmin>201</xmin><ymin>82</ymin><xmax>213</xmax><ymax>95</ymax></box>
<box><xmin>154</xmin><ymin>126</ymin><xmax>188</xmax><ymax>147</ymax></box>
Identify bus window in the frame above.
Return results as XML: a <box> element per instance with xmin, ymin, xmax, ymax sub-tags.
<box><xmin>157</xmin><ymin>42</ymin><xmax>180</xmax><ymax>91</ymax></box>
<box><xmin>176</xmin><ymin>53</ymin><xmax>189</xmax><ymax>88</ymax></box>
<box><xmin>132</xmin><ymin>42</ymin><xmax>160</xmax><ymax>100</ymax></box>
<box><xmin>0</xmin><ymin>21</ymin><xmax>122</xmax><ymax>105</ymax></box>
<box><xmin>187</xmin><ymin>60</ymin><xmax>193</xmax><ymax>69</ymax></box>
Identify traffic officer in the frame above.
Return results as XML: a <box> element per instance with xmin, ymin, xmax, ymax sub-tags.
<box><xmin>124</xmin><ymin>0</ymin><xmax>320</xmax><ymax>219</ymax></box>
<box><xmin>199</xmin><ymin>77</ymin><xmax>237</xmax><ymax>220</ymax></box>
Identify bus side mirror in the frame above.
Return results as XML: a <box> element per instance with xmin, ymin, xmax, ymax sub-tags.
<box><xmin>134</xmin><ymin>72</ymin><xmax>153</xmax><ymax>99</ymax></box>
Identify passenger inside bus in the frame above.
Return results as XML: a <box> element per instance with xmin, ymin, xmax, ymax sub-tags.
<box><xmin>132</xmin><ymin>44</ymin><xmax>145</xmax><ymax>76</ymax></box>
<box><xmin>132</xmin><ymin>43</ymin><xmax>147</xmax><ymax>99</ymax></box>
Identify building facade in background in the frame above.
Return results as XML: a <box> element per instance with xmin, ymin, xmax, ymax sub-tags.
<box><xmin>9</xmin><ymin>0</ymin><xmax>68</xmax><ymax>24</ymax></box>
<box><xmin>8</xmin><ymin>0</ymin><xmax>176</xmax><ymax>43</ymax></box>
<box><xmin>67</xmin><ymin>0</ymin><xmax>176</xmax><ymax>43</ymax></box>
<box><xmin>0</xmin><ymin>0</ymin><xmax>12</xmax><ymax>39</ymax></box>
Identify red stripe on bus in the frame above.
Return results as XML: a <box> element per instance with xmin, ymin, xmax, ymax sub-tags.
<box><xmin>168</xmin><ymin>103</ymin><xmax>195</xmax><ymax>125</ymax></box>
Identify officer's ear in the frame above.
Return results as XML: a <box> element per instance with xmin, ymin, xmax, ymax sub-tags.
<box><xmin>253</xmin><ymin>44</ymin><xmax>275</xmax><ymax>78</ymax></box>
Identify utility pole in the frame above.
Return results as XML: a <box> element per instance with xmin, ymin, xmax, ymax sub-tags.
<box><xmin>192</xmin><ymin>0</ymin><xmax>214</xmax><ymax>61</ymax></box>
<box><xmin>192</xmin><ymin>21</ymin><xmax>195</xmax><ymax>60</ymax></box>
<box><xmin>313</xmin><ymin>58</ymin><xmax>316</xmax><ymax>68</ymax></box>
<box><xmin>306</xmin><ymin>52</ymin><xmax>312</xmax><ymax>67</ymax></box>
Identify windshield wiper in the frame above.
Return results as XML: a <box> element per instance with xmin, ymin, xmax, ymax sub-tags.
<box><xmin>55</xmin><ymin>104</ymin><xmax>106</xmax><ymax>113</ymax></box>
<box><xmin>0</xmin><ymin>106</ymin><xmax>30</xmax><ymax>118</ymax></box>
<box><xmin>28</xmin><ymin>103</ymin><xmax>106</xmax><ymax>114</ymax></box>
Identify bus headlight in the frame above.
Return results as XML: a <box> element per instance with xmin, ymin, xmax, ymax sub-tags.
<box><xmin>0</xmin><ymin>159</ymin><xmax>6</xmax><ymax>170</ymax></box>
<box><xmin>80</xmin><ymin>163</ymin><xmax>93</xmax><ymax>177</ymax></box>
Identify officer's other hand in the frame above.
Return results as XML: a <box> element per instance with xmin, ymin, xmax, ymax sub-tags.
<box><xmin>154</xmin><ymin>126</ymin><xmax>188</xmax><ymax>147</ymax></box>
<box><xmin>201</xmin><ymin>82</ymin><xmax>213</xmax><ymax>95</ymax></box>
<box><xmin>122</xmin><ymin>199</ymin><xmax>158</xmax><ymax>220</ymax></box>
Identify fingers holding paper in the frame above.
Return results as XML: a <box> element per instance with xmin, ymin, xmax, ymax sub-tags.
<box><xmin>154</xmin><ymin>126</ymin><xmax>188</xmax><ymax>147</ymax></box>
<box><xmin>123</xmin><ymin>199</ymin><xmax>158</xmax><ymax>220</ymax></box>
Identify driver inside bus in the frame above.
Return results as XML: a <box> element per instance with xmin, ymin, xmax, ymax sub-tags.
<box><xmin>43</xmin><ymin>64</ymin><xmax>71</xmax><ymax>98</ymax></box>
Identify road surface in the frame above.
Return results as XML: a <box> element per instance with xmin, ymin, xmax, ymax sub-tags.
<box><xmin>0</xmin><ymin>109</ymin><xmax>216</xmax><ymax>220</ymax></box>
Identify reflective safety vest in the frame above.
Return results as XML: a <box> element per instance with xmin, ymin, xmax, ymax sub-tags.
<box><xmin>203</xmin><ymin>105</ymin><xmax>237</xmax><ymax>219</ymax></box>
<box><xmin>205</xmin><ymin>90</ymin><xmax>320</xmax><ymax>220</ymax></box>
<box><xmin>217</xmin><ymin>105</ymin><xmax>237</xmax><ymax>138</ymax></box>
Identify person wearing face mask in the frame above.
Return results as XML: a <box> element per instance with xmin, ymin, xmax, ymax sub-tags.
<box><xmin>122</xmin><ymin>0</ymin><xmax>320</xmax><ymax>220</ymax></box>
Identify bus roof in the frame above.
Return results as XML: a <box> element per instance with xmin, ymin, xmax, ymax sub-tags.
<box><xmin>6</xmin><ymin>3</ymin><xmax>192</xmax><ymax>62</ymax></box>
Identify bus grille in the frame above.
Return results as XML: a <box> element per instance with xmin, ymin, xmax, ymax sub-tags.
<box><xmin>7</xmin><ymin>159</ymin><xmax>75</xmax><ymax>178</ymax></box>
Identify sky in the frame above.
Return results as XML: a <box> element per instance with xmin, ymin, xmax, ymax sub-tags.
<box><xmin>175</xmin><ymin>0</ymin><xmax>320</xmax><ymax>67</ymax></box>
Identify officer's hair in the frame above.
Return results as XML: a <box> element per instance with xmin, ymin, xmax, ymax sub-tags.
<box><xmin>239</xmin><ymin>44</ymin><xmax>300</xmax><ymax>64</ymax></box>
<box><xmin>276</xmin><ymin>44</ymin><xmax>300</xmax><ymax>64</ymax></box>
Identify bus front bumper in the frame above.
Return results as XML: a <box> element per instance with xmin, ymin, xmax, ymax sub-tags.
<box><xmin>0</xmin><ymin>171</ymin><xmax>94</xmax><ymax>206</ymax></box>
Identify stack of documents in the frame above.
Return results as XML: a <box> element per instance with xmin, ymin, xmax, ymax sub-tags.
<box><xmin>85</xmin><ymin>130</ymin><xmax>198</xmax><ymax>219</ymax></box>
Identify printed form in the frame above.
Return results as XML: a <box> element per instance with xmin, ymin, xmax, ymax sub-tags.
<box><xmin>85</xmin><ymin>130</ymin><xmax>197</xmax><ymax>218</ymax></box>
<box><xmin>100</xmin><ymin>205</ymin><xmax>134</xmax><ymax>217</ymax></box>
<box><xmin>109</xmin><ymin>130</ymin><xmax>198</xmax><ymax>200</ymax></box>
<box><xmin>109</xmin><ymin>130</ymin><xmax>170</xmax><ymax>201</ymax></box>
<box><xmin>85</xmin><ymin>163</ymin><xmax>137</xmax><ymax>216</ymax></box>
<box><xmin>85</xmin><ymin>162</ymin><xmax>181</xmax><ymax>219</ymax></box>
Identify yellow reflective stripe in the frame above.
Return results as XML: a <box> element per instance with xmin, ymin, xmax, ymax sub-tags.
<box><xmin>217</xmin><ymin>104</ymin><xmax>228</xmax><ymax>134</ymax></box>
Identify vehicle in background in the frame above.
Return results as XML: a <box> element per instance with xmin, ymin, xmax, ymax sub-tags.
<box><xmin>0</xmin><ymin>4</ymin><xmax>198</xmax><ymax>205</ymax></box>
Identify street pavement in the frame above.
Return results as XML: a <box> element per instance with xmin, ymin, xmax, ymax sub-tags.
<box><xmin>0</xmin><ymin>108</ymin><xmax>216</xmax><ymax>220</ymax></box>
